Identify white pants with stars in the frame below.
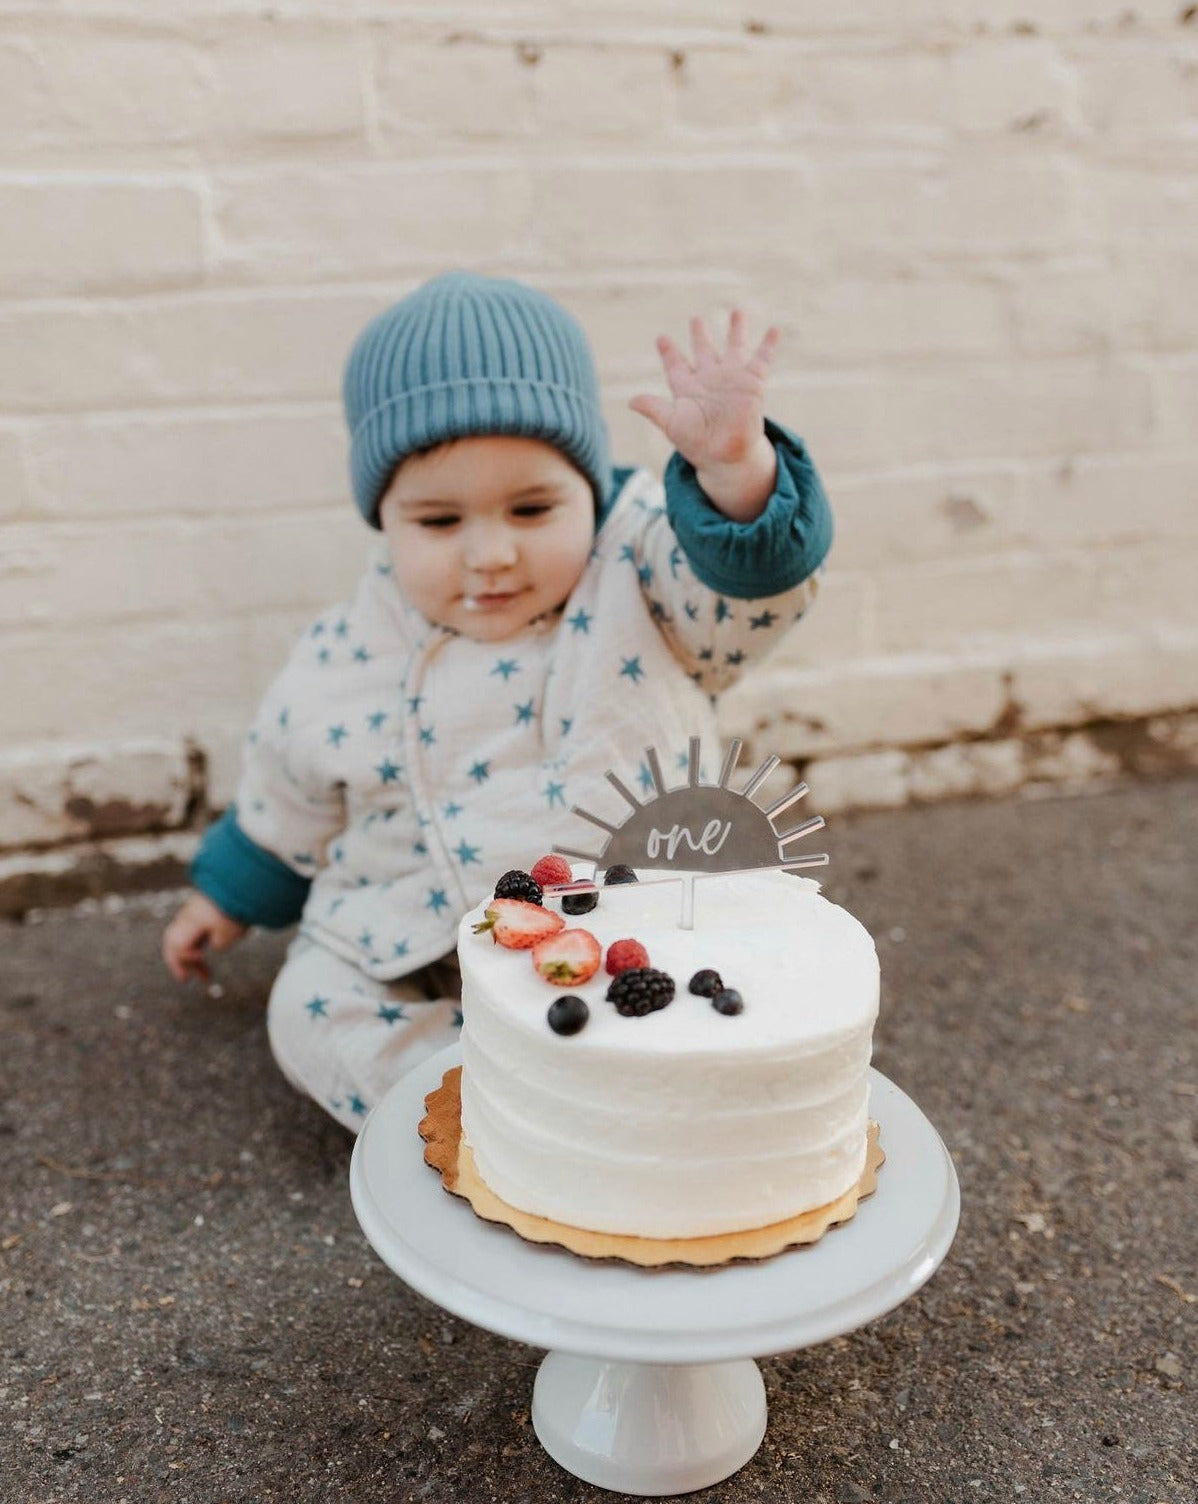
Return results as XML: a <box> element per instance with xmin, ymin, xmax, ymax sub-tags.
<box><xmin>266</xmin><ymin>936</ymin><xmax>462</xmax><ymax>1133</ymax></box>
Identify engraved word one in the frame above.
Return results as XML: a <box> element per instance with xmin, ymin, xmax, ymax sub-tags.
<box><xmin>645</xmin><ymin>819</ymin><xmax>732</xmax><ymax>862</ymax></box>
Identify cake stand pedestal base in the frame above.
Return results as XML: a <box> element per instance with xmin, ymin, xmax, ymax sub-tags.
<box><xmin>350</xmin><ymin>1046</ymin><xmax>959</xmax><ymax>1498</ymax></box>
<box><xmin>531</xmin><ymin>1353</ymin><xmax>766</xmax><ymax>1496</ymax></box>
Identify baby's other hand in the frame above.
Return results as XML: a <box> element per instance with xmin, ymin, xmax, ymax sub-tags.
<box><xmin>162</xmin><ymin>893</ymin><xmax>248</xmax><ymax>984</ymax></box>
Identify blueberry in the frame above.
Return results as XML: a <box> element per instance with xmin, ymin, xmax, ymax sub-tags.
<box><xmin>547</xmin><ymin>995</ymin><xmax>589</xmax><ymax>1035</ymax></box>
<box><xmin>711</xmin><ymin>988</ymin><xmax>744</xmax><ymax>1016</ymax></box>
<box><xmin>688</xmin><ymin>968</ymin><xmax>724</xmax><ymax>998</ymax></box>
<box><xmin>561</xmin><ymin>890</ymin><xmax>599</xmax><ymax>915</ymax></box>
<box><xmin>602</xmin><ymin>863</ymin><xmax>638</xmax><ymax>886</ymax></box>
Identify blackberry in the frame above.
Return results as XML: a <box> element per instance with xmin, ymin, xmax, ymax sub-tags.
<box><xmin>561</xmin><ymin>890</ymin><xmax>599</xmax><ymax>916</ymax></box>
<box><xmin>688</xmin><ymin>968</ymin><xmax>724</xmax><ymax>998</ymax></box>
<box><xmin>602</xmin><ymin>863</ymin><xmax>638</xmax><ymax>886</ymax></box>
<box><xmin>493</xmin><ymin>869</ymin><xmax>543</xmax><ymax>905</ymax></box>
<box><xmin>711</xmin><ymin>987</ymin><xmax>744</xmax><ymax>1016</ymax></box>
<box><xmin>547</xmin><ymin>995</ymin><xmax>589</xmax><ymax>1036</ymax></box>
<box><xmin>607</xmin><ymin>967</ymin><xmax>675</xmax><ymax>1018</ymax></box>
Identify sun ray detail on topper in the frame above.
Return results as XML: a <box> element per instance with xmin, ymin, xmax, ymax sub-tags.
<box><xmin>554</xmin><ymin>737</ymin><xmax>829</xmax><ymax>878</ymax></box>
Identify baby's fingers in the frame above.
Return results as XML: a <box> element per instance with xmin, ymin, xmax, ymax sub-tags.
<box><xmin>750</xmin><ymin>323</ymin><xmax>780</xmax><ymax>373</ymax></box>
<box><xmin>689</xmin><ymin>316</ymin><xmax>718</xmax><ymax>367</ymax></box>
<box><xmin>628</xmin><ymin>392</ymin><xmax>672</xmax><ymax>434</ymax></box>
<box><xmin>178</xmin><ymin>952</ymin><xmax>212</xmax><ymax>984</ymax></box>
<box><xmin>164</xmin><ymin>934</ymin><xmax>210</xmax><ymax>984</ymax></box>
<box><xmin>725</xmin><ymin>309</ymin><xmax>748</xmax><ymax>356</ymax></box>
<box><xmin>655</xmin><ymin>332</ymin><xmax>692</xmax><ymax>390</ymax></box>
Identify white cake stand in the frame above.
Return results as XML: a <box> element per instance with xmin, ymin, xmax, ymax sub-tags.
<box><xmin>350</xmin><ymin>1046</ymin><xmax>959</xmax><ymax>1497</ymax></box>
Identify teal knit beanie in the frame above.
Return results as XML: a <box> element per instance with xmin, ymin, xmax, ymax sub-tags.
<box><xmin>343</xmin><ymin>271</ymin><xmax>610</xmax><ymax>528</ymax></box>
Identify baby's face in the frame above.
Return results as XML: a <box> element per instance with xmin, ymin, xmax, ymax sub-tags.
<box><xmin>378</xmin><ymin>436</ymin><xmax>596</xmax><ymax>642</ymax></box>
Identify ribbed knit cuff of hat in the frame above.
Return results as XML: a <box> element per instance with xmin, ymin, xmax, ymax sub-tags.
<box><xmin>351</xmin><ymin>378</ymin><xmax>608</xmax><ymax>529</ymax></box>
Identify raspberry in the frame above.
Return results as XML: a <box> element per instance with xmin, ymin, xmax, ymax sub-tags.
<box><xmin>605</xmin><ymin>938</ymin><xmax>650</xmax><ymax>977</ymax></box>
<box><xmin>493</xmin><ymin>869</ymin><xmax>543</xmax><ymax>904</ymax></box>
<box><xmin>606</xmin><ymin>967</ymin><xmax>675</xmax><ymax>1018</ymax></box>
<box><xmin>688</xmin><ymin>968</ymin><xmax>724</xmax><ymax>998</ymax></box>
<box><xmin>711</xmin><ymin>988</ymin><xmax>744</xmax><ymax>1016</ymax></box>
<box><xmin>547</xmin><ymin>995</ymin><xmax>589</xmax><ymax>1036</ymax></box>
<box><xmin>602</xmin><ymin>863</ymin><xmax>638</xmax><ymax>886</ymax></box>
<box><xmin>530</xmin><ymin>854</ymin><xmax>573</xmax><ymax>888</ymax></box>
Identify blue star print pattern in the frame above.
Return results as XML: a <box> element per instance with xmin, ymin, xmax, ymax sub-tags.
<box><xmin>229</xmin><ymin>465</ymin><xmax>822</xmax><ymax>1014</ymax></box>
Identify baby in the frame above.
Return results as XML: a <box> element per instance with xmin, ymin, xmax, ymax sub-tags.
<box><xmin>163</xmin><ymin>271</ymin><xmax>832</xmax><ymax>1130</ymax></box>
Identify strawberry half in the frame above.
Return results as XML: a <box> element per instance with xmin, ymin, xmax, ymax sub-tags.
<box><xmin>473</xmin><ymin>899</ymin><xmax>565</xmax><ymax>950</ymax></box>
<box><xmin>532</xmin><ymin>928</ymin><xmax>602</xmax><ymax>987</ymax></box>
<box><xmin>530</xmin><ymin>853</ymin><xmax>573</xmax><ymax>888</ymax></box>
<box><xmin>605</xmin><ymin>937</ymin><xmax>650</xmax><ymax>976</ymax></box>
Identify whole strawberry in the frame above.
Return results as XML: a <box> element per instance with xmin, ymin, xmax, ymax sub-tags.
<box><xmin>605</xmin><ymin>937</ymin><xmax>650</xmax><ymax>977</ymax></box>
<box><xmin>473</xmin><ymin>899</ymin><xmax>564</xmax><ymax>950</ymax></box>
<box><xmin>530</xmin><ymin>853</ymin><xmax>573</xmax><ymax>888</ymax></box>
<box><xmin>532</xmin><ymin>928</ymin><xmax>602</xmax><ymax>987</ymax></box>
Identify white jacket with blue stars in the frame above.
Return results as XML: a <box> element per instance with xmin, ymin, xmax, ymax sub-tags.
<box><xmin>194</xmin><ymin>441</ymin><xmax>828</xmax><ymax>981</ymax></box>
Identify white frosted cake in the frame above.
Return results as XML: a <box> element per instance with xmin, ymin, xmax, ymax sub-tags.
<box><xmin>457</xmin><ymin>868</ymin><xmax>880</xmax><ymax>1240</ymax></box>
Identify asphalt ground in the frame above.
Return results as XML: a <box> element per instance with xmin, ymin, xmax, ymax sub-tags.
<box><xmin>2</xmin><ymin>776</ymin><xmax>1195</xmax><ymax>1504</ymax></box>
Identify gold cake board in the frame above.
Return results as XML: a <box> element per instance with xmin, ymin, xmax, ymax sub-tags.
<box><xmin>419</xmin><ymin>1066</ymin><xmax>884</xmax><ymax>1269</ymax></box>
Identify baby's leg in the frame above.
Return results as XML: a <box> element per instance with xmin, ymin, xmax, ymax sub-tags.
<box><xmin>266</xmin><ymin>938</ymin><xmax>461</xmax><ymax>1132</ymax></box>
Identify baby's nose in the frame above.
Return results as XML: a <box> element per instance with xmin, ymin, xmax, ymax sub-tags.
<box><xmin>463</xmin><ymin>521</ymin><xmax>518</xmax><ymax>571</ymax></box>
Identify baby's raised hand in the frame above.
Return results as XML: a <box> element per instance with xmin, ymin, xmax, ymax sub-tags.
<box><xmin>630</xmin><ymin>312</ymin><xmax>779</xmax><ymax>519</ymax></box>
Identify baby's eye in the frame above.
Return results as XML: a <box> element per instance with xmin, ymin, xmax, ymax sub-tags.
<box><xmin>418</xmin><ymin>514</ymin><xmax>460</xmax><ymax>530</ymax></box>
<box><xmin>511</xmin><ymin>503</ymin><xmax>553</xmax><ymax>519</ymax></box>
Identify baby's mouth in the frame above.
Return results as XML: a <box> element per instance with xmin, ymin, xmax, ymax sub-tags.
<box><xmin>462</xmin><ymin>589</ymin><xmax>523</xmax><ymax>612</ymax></box>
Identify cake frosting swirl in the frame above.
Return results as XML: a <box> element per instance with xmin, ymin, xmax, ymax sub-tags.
<box><xmin>457</xmin><ymin>868</ymin><xmax>879</xmax><ymax>1240</ymax></box>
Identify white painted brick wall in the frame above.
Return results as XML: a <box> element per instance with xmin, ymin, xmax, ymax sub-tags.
<box><xmin>1</xmin><ymin>3</ymin><xmax>1197</xmax><ymax>855</ymax></box>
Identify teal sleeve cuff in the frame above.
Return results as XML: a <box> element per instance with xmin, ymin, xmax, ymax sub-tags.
<box><xmin>663</xmin><ymin>420</ymin><xmax>833</xmax><ymax>599</ymax></box>
<box><xmin>191</xmin><ymin>806</ymin><xmax>311</xmax><ymax>930</ymax></box>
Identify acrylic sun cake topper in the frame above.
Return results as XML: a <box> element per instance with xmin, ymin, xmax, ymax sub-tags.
<box><xmin>552</xmin><ymin>737</ymin><xmax>829</xmax><ymax>928</ymax></box>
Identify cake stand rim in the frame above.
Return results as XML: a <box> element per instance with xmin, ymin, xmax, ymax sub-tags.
<box><xmin>349</xmin><ymin>1046</ymin><xmax>960</xmax><ymax>1365</ymax></box>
